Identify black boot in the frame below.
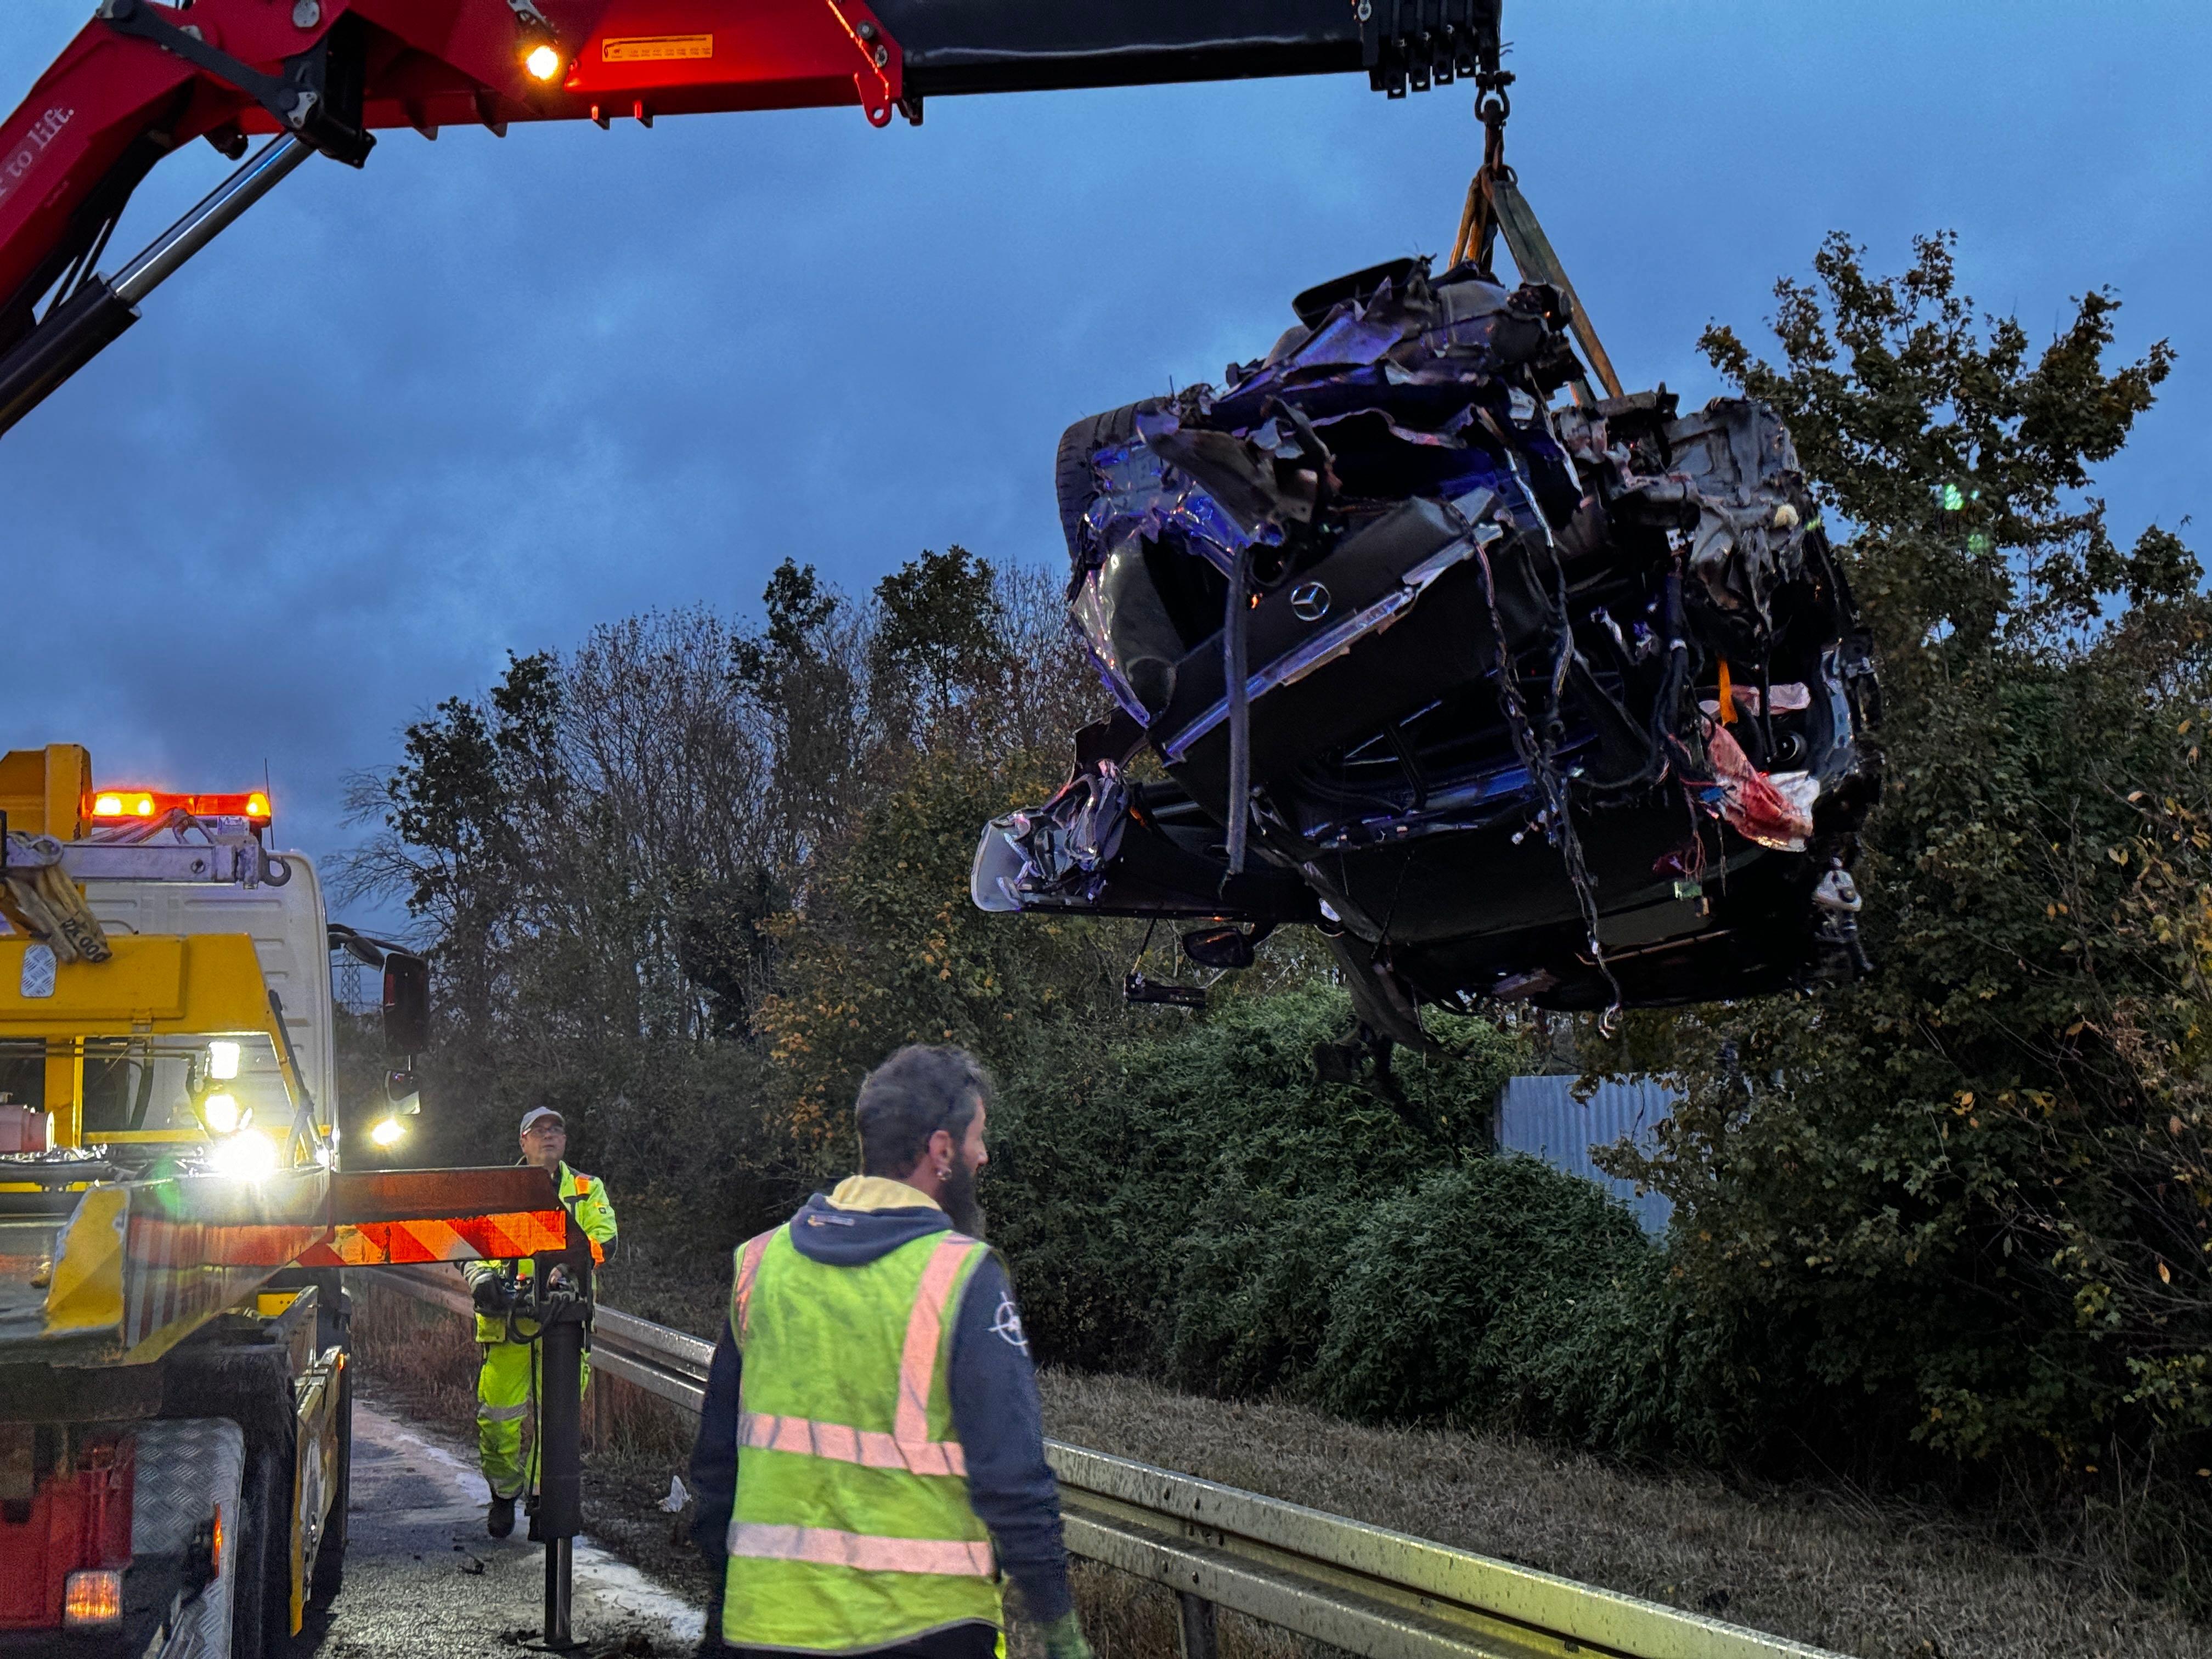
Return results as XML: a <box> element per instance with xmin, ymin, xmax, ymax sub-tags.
<box><xmin>487</xmin><ymin>1488</ymin><xmax>516</xmax><ymax>1539</ymax></box>
<box><xmin>525</xmin><ymin>1492</ymin><xmax>540</xmax><ymax>1544</ymax></box>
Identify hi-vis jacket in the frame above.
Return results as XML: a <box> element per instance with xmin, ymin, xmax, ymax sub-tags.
<box><xmin>464</xmin><ymin>1161</ymin><xmax>617</xmax><ymax>1341</ymax></box>
<box><xmin>689</xmin><ymin>1178</ymin><xmax>1071</xmax><ymax>1651</ymax></box>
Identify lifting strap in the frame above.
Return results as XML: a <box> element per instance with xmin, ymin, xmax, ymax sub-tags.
<box><xmin>1449</xmin><ymin>77</ymin><xmax>1626</xmax><ymax>405</ymax></box>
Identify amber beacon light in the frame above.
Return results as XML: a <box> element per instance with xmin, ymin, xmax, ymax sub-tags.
<box><xmin>86</xmin><ymin>788</ymin><xmax>272</xmax><ymax>823</ymax></box>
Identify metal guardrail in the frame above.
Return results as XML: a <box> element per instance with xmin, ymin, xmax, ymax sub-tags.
<box><xmin>363</xmin><ymin>1266</ymin><xmax>1842</xmax><ymax>1659</ymax></box>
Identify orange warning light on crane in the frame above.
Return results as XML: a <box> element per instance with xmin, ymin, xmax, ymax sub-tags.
<box><xmin>86</xmin><ymin>789</ymin><xmax>272</xmax><ymax>823</ymax></box>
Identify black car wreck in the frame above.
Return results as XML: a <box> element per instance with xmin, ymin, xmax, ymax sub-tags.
<box><xmin>971</xmin><ymin>255</ymin><xmax>1880</xmax><ymax>1047</ymax></box>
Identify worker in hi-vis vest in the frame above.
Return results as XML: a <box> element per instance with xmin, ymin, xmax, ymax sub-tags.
<box><xmin>687</xmin><ymin>1046</ymin><xmax>1088</xmax><ymax>1659</ymax></box>
<box><xmin>464</xmin><ymin>1105</ymin><xmax>618</xmax><ymax>1539</ymax></box>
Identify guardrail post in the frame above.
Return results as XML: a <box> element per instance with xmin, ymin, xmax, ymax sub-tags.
<box><xmin>1176</xmin><ymin>1591</ymin><xmax>1218</xmax><ymax>1659</ymax></box>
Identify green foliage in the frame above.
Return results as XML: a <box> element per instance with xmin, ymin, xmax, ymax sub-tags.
<box><xmin>754</xmin><ymin>746</ymin><xmax>1132</xmax><ymax>1164</ymax></box>
<box><xmin>1593</xmin><ymin>235</ymin><xmax>2212</xmax><ymax>1576</ymax></box>
<box><xmin>1311</xmin><ymin>1159</ymin><xmax>1716</xmax><ymax>1455</ymax></box>
<box><xmin>342</xmin><ymin>556</ymin><xmax>1108</xmax><ymax>1253</ymax></box>
<box><xmin>986</xmin><ymin>984</ymin><xmax>1525</xmax><ymax>1394</ymax></box>
<box><xmin>871</xmin><ymin>545</ymin><xmax>1007</xmax><ymax>727</ymax></box>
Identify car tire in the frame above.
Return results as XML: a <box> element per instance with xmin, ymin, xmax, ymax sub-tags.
<box><xmin>1054</xmin><ymin>401</ymin><xmax>1150</xmax><ymax>566</ymax></box>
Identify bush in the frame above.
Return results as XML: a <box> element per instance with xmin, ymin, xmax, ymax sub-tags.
<box><xmin>989</xmin><ymin>984</ymin><xmax>1523</xmax><ymax>1393</ymax></box>
<box><xmin>1313</xmin><ymin>1160</ymin><xmax>1731</xmax><ymax>1457</ymax></box>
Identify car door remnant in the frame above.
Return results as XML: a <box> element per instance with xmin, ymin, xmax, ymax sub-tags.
<box><xmin>973</xmin><ymin>256</ymin><xmax>1880</xmax><ymax>1046</ymax></box>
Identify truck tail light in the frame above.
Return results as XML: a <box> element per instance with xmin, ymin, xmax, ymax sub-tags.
<box><xmin>0</xmin><ymin>1430</ymin><xmax>133</xmax><ymax>1632</ymax></box>
<box><xmin>61</xmin><ymin>1570</ymin><xmax>121</xmax><ymax>1627</ymax></box>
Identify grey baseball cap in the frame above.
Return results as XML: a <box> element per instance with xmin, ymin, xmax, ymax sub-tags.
<box><xmin>519</xmin><ymin>1107</ymin><xmax>565</xmax><ymax>1133</ymax></box>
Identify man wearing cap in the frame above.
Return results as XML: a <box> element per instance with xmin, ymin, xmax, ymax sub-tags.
<box><xmin>464</xmin><ymin>1106</ymin><xmax>619</xmax><ymax>1538</ymax></box>
<box><xmin>687</xmin><ymin>1044</ymin><xmax>1088</xmax><ymax>1659</ymax></box>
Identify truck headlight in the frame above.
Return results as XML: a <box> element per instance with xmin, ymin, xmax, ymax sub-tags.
<box><xmin>201</xmin><ymin>1092</ymin><xmax>244</xmax><ymax>1135</ymax></box>
<box><xmin>208</xmin><ymin>1131</ymin><xmax>278</xmax><ymax>1181</ymax></box>
<box><xmin>63</xmin><ymin>1570</ymin><xmax>122</xmax><ymax>1627</ymax></box>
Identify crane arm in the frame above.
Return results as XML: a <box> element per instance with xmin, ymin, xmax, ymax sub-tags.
<box><xmin>0</xmin><ymin>1</ymin><xmax>1499</xmax><ymax>435</ymax></box>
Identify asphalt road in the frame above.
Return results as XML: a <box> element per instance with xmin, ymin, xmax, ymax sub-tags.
<box><xmin>289</xmin><ymin>1401</ymin><xmax>705</xmax><ymax>1658</ymax></box>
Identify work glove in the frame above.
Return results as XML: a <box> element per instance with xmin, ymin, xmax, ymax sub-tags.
<box><xmin>471</xmin><ymin>1274</ymin><xmax>511</xmax><ymax>1316</ymax></box>
<box><xmin>1040</xmin><ymin>1610</ymin><xmax>1093</xmax><ymax>1659</ymax></box>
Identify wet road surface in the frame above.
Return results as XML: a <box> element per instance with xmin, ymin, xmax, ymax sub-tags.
<box><xmin>291</xmin><ymin>1400</ymin><xmax>704</xmax><ymax>1658</ymax></box>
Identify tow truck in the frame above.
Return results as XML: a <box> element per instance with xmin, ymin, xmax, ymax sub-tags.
<box><xmin>0</xmin><ymin>742</ymin><xmax>593</xmax><ymax>1655</ymax></box>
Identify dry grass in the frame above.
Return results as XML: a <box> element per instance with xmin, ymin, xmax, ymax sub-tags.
<box><xmin>1041</xmin><ymin>1369</ymin><xmax>2203</xmax><ymax>1659</ymax></box>
<box><xmin>349</xmin><ymin>1283</ymin><xmax>2206</xmax><ymax>1659</ymax></box>
<box><xmin>347</xmin><ymin>1271</ymin><xmax>481</xmax><ymax>1427</ymax></box>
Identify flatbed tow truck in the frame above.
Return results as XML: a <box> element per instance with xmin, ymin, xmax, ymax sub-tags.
<box><xmin>0</xmin><ymin>743</ymin><xmax>594</xmax><ymax>1655</ymax></box>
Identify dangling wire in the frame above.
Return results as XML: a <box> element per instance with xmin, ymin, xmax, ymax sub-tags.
<box><xmin>1468</xmin><ymin>530</ymin><xmax>1625</xmax><ymax>1023</ymax></box>
<box><xmin>1132</xmin><ymin>916</ymin><xmax>1159</xmax><ymax>977</ymax></box>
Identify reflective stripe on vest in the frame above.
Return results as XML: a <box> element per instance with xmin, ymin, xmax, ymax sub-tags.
<box><xmin>737</xmin><ymin>1411</ymin><xmax>967</xmax><ymax>1477</ymax></box>
<box><xmin>727</xmin><ymin>1523</ymin><xmax>994</xmax><ymax>1578</ymax></box>
<box><xmin>896</xmin><ymin>1240</ymin><xmax>970</xmax><ymax>1446</ymax></box>
<box><xmin>733</xmin><ymin>1230</ymin><xmax>771</xmax><ymax>1332</ymax></box>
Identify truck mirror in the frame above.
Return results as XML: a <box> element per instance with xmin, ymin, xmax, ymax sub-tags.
<box><xmin>382</xmin><ymin>953</ymin><xmax>431</xmax><ymax>1056</ymax></box>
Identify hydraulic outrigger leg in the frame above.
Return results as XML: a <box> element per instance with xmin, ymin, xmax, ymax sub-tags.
<box><xmin>0</xmin><ymin>133</ymin><xmax>314</xmax><ymax>438</ymax></box>
<box><xmin>533</xmin><ymin>1238</ymin><xmax>592</xmax><ymax>1649</ymax></box>
<box><xmin>540</xmin><ymin>1298</ymin><xmax>584</xmax><ymax>1649</ymax></box>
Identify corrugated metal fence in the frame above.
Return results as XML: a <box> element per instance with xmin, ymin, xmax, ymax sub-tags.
<box><xmin>1494</xmin><ymin>1075</ymin><xmax>1678</xmax><ymax>1234</ymax></box>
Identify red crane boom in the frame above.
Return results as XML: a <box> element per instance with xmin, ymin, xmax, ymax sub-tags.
<box><xmin>0</xmin><ymin>0</ymin><xmax>1499</xmax><ymax>434</ymax></box>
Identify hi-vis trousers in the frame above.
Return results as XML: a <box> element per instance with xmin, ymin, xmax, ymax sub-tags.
<box><xmin>476</xmin><ymin>1339</ymin><xmax>592</xmax><ymax>1500</ymax></box>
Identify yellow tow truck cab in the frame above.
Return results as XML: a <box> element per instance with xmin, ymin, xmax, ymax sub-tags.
<box><xmin>0</xmin><ymin>744</ymin><xmax>416</xmax><ymax>1655</ymax></box>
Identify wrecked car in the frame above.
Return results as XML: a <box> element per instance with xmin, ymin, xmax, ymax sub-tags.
<box><xmin>972</xmin><ymin>255</ymin><xmax>1880</xmax><ymax>1045</ymax></box>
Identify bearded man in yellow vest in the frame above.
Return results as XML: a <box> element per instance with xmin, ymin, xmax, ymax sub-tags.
<box><xmin>687</xmin><ymin>1046</ymin><xmax>1089</xmax><ymax>1659</ymax></box>
<box><xmin>464</xmin><ymin>1105</ymin><xmax>618</xmax><ymax>1540</ymax></box>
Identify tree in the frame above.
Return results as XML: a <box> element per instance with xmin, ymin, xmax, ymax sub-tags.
<box><xmin>1598</xmin><ymin>236</ymin><xmax>2211</xmax><ymax>1566</ymax></box>
<box><xmin>870</xmin><ymin>545</ymin><xmax>1007</xmax><ymax>732</ymax></box>
<box><xmin>730</xmin><ymin>558</ymin><xmax>871</xmax><ymax>870</ymax></box>
<box><xmin>340</xmin><ymin>651</ymin><xmax>562</xmax><ymax>1046</ymax></box>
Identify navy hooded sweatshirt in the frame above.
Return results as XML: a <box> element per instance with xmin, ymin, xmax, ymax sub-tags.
<box><xmin>687</xmin><ymin>1183</ymin><xmax>1073</xmax><ymax>1626</ymax></box>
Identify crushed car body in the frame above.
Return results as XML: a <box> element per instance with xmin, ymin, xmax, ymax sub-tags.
<box><xmin>973</xmin><ymin>255</ymin><xmax>1880</xmax><ymax>1045</ymax></box>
